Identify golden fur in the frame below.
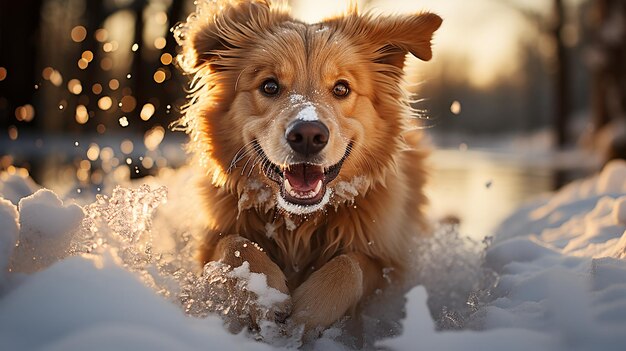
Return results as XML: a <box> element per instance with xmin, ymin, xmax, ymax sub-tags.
<box><xmin>175</xmin><ymin>0</ymin><xmax>441</xmax><ymax>333</ymax></box>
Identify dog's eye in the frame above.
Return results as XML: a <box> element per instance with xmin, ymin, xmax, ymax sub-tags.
<box><xmin>261</xmin><ymin>79</ymin><xmax>280</xmax><ymax>96</ymax></box>
<box><xmin>332</xmin><ymin>81</ymin><xmax>350</xmax><ymax>98</ymax></box>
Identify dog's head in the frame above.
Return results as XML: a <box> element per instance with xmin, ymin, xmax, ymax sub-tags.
<box><xmin>176</xmin><ymin>0</ymin><xmax>441</xmax><ymax>216</ymax></box>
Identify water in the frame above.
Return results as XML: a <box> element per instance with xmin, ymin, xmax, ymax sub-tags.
<box><xmin>428</xmin><ymin>148</ymin><xmax>597</xmax><ymax>240</ymax></box>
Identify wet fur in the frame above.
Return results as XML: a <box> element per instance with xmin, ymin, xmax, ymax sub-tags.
<box><xmin>176</xmin><ymin>0</ymin><xmax>441</xmax><ymax>333</ymax></box>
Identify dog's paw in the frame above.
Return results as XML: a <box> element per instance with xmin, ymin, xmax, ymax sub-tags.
<box><xmin>290</xmin><ymin>255</ymin><xmax>364</xmax><ymax>332</ymax></box>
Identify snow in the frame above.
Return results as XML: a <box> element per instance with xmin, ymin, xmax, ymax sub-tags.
<box><xmin>12</xmin><ymin>189</ymin><xmax>84</xmax><ymax>273</ymax></box>
<box><xmin>0</xmin><ymin>172</ymin><xmax>40</xmax><ymax>205</ymax></box>
<box><xmin>1</xmin><ymin>160</ymin><xmax>626</xmax><ymax>350</ymax></box>
<box><xmin>229</xmin><ymin>261</ymin><xmax>289</xmax><ymax>309</ymax></box>
<box><xmin>289</xmin><ymin>94</ymin><xmax>305</xmax><ymax>104</ymax></box>
<box><xmin>0</xmin><ymin>254</ymin><xmax>274</xmax><ymax>351</ymax></box>
<box><xmin>295</xmin><ymin>104</ymin><xmax>318</xmax><ymax>122</ymax></box>
<box><xmin>276</xmin><ymin>187</ymin><xmax>332</xmax><ymax>215</ymax></box>
<box><xmin>0</xmin><ymin>198</ymin><xmax>19</xmax><ymax>287</ymax></box>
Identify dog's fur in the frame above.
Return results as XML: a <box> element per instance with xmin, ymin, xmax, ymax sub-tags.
<box><xmin>176</xmin><ymin>0</ymin><xmax>441</xmax><ymax>333</ymax></box>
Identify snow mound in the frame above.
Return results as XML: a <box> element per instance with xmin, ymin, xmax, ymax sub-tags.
<box><xmin>0</xmin><ymin>172</ymin><xmax>40</xmax><ymax>205</ymax></box>
<box><xmin>11</xmin><ymin>189</ymin><xmax>84</xmax><ymax>273</ymax></box>
<box><xmin>0</xmin><ymin>254</ymin><xmax>275</xmax><ymax>351</ymax></box>
<box><xmin>0</xmin><ymin>198</ymin><xmax>19</xmax><ymax>287</ymax></box>
<box><xmin>378</xmin><ymin>160</ymin><xmax>626</xmax><ymax>351</ymax></box>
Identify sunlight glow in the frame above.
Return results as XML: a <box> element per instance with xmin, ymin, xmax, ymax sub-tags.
<box><xmin>320</xmin><ymin>0</ymin><xmax>551</xmax><ymax>89</ymax></box>
<box><xmin>291</xmin><ymin>0</ymin><xmax>363</xmax><ymax>23</ymax></box>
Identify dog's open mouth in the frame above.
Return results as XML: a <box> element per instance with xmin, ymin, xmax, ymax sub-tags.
<box><xmin>253</xmin><ymin>141</ymin><xmax>352</xmax><ymax>212</ymax></box>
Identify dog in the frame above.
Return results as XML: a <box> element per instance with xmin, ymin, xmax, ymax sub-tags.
<box><xmin>175</xmin><ymin>0</ymin><xmax>441</xmax><ymax>335</ymax></box>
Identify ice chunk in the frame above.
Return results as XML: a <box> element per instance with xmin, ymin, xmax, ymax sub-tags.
<box><xmin>179</xmin><ymin>260</ymin><xmax>290</xmax><ymax>341</ymax></box>
<box><xmin>411</xmin><ymin>225</ymin><xmax>497</xmax><ymax>330</ymax></box>
<box><xmin>72</xmin><ymin>185</ymin><xmax>167</xmax><ymax>269</ymax></box>
<box><xmin>11</xmin><ymin>189</ymin><xmax>84</xmax><ymax>273</ymax></box>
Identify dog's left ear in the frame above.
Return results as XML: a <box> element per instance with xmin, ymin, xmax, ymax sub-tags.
<box><xmin>329</xmin><ymin>12</ymin><xmax>442</xmax><ymax>69</ymax></box>
<box><xmin>176</xmin><ymin>0</ymin><xmax>290</xmax><ymax>73</ymax></box>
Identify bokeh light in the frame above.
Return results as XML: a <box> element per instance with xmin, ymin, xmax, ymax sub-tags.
<box><xmin>15</xmin><ymin>105</ymin><xmax>35</xmax><ymax>122</ymax></box>
<box><xmin>140</xmin><ymin>103</ymin><xmax>155</xmax><ymax>121</ymax></box>
<box><xmin>75</xmin><ymin>105</ymin><xmax>89</xmax><ymax>124</ymax></box>
<box><xmin>109</xmin><ymin>79</ymin><xmax>119</xmax><ymax>90</ymax></box>
<box><xmin>98</xmin><ymin>96</ymin><xmax>113</xmax><ymax>110</ymax></box>
<box><xmin>120</xmin><ymin>139</ymin><xmax>134</xmax><ymax>154</ymax></box>
<box><xmin>67</xmin><ymin>79</ymin><xmax>83</xmax><ymax>95</ymax></box>
<box><xmin>70</xmin><ymin>26</ymin><xmax>87</xmax><ymax>42</ymax></box>
<box><xmin>144</xmin><ymin>126</ymin><xmax>165</xmax><ymax>151</ymax></box>
<box><xmin>153</xmin><ymin>69</ymin><xmax>166</xmax><ymax>83</ymax></box>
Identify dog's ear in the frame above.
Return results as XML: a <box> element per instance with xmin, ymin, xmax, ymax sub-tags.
<box><xmin>177</xmin><ymin>0</ymin><xmax>289</xmax><ymax>72</ymax></box>
<box><xmin>328</xmin><ymin>12</ymin><xmax>442</xmax><ymax>69</ymax></box>
<box><xmin>367</xmin><ymin>13</ymin><xmax>442</xmax><ymax>67</ymax></box>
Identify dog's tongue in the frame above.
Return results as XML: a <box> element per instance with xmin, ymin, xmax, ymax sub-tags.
<box><xmin>284</xmin><ymin>164</ymin><xmax>324</xmax><ymax>192</ymax></box>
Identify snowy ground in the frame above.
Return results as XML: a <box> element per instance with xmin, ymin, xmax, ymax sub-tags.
<box><xmin>1</xmin><ymin>160</ymin><xmax>625</xmax><ymax>350</ymax></box>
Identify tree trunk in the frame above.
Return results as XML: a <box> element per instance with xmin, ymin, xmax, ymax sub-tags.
<box><xmin>553</xmin><ymin>0</ymin><xmax>569</xmax><ymax>148</ymax></box>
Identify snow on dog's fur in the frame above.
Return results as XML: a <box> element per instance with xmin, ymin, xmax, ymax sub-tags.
<box><xmin>175</xmin><ymin>0</ymin><xmax>441</xmax><ymax>335</ymax></box>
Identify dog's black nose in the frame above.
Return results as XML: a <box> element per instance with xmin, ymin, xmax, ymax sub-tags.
<box><xmin>285</xmin><ymin>121</ymin><xmax>329</xmax><ymax>156</ymax></box>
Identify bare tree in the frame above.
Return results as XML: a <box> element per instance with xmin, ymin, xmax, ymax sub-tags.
<box><xmin>589</xmin><ymin>0</ymin><xmax>626</xmax><ymax>160</ymax></box>
<box><xmin>553</xmin><ymin>0</ymin><xmax>570</xmax><ymax>148</ymax></box>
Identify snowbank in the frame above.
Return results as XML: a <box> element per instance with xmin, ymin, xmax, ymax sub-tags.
<box><xmin>0</xmin><ymin>254</ymin><xmax>274</xmax><ymax>351</ymax></box>
<box><xmin>0</xmin><ymin>160</ymin><xmax>625</xmax><ymax>350</ymax></box>
<box><xmin>0</xmin><ymin>198</ymin><xmax>19</xmax><ymax>288</ymax></box>
<box><xmin>11</xmin><ymin>189</ymin><xmax>84</xmax><ymax>273</ymax></box>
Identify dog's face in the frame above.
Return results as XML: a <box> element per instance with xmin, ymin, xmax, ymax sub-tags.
<box><xmin>177</xmin><ymin>0</ymin><xmax>441</xmax><ymax>215</ymax></box>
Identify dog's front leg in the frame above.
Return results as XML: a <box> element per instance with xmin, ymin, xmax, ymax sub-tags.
<box><xmin>210</xmin><ymin>235</ymin><xmax>291</xmax><ymax>323</ymax></box>
<box><xmin>291</xmin><ymin>252</ymin><xmax>381</xmax><ymax>332</ymax></box>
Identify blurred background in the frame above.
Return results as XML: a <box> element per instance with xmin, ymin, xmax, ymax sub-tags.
<box><xmin>1</xmin><ymin>0</ymin><xmax>625</xmax><ymax>238</ymax></box>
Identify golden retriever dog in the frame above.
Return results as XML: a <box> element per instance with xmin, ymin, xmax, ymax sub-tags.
<box><xmin>175</xmin><ymin>0</ymin><xmax>441</xmax><ymax>335</ymax></box>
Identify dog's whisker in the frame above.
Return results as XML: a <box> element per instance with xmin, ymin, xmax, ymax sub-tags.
<box><xmin>248</xmin><ymin>156</ymin><xmax>263</xmax><ymax>177</ymax></box>
<box><xmin>228</xmin><ymin>140</ymin><xmax>258</xmax><ymax>173</ymax></box>
<box><xmin>241</xmin><ymin>153</ymin><xmax>257</xmax><ymax>176</ymax></box>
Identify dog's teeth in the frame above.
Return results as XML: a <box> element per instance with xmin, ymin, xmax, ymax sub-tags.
<box><xmin>284</xmin><ymin>178</ymin><xmax>324</xmax><ymax>199</ymax></box>
<box><xmin>285</xmin><ymin>178</ymin><xmax>293</xmax><ymax>194</ymax></box>
<box><xmin>313</xmin><ymin>180</ymin><xmax>322</xmax><ymax>195</ymax></box>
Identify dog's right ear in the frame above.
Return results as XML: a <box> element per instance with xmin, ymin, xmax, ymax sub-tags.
<box><xmin>177</xmin><ymin>0</ymin><xmax>289</xmax><ymax>72</ymax></box>
<box><xmin>325</xmin><ymin>10</ymin><xmax>441</xmax><ymax>70</ymax></box>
